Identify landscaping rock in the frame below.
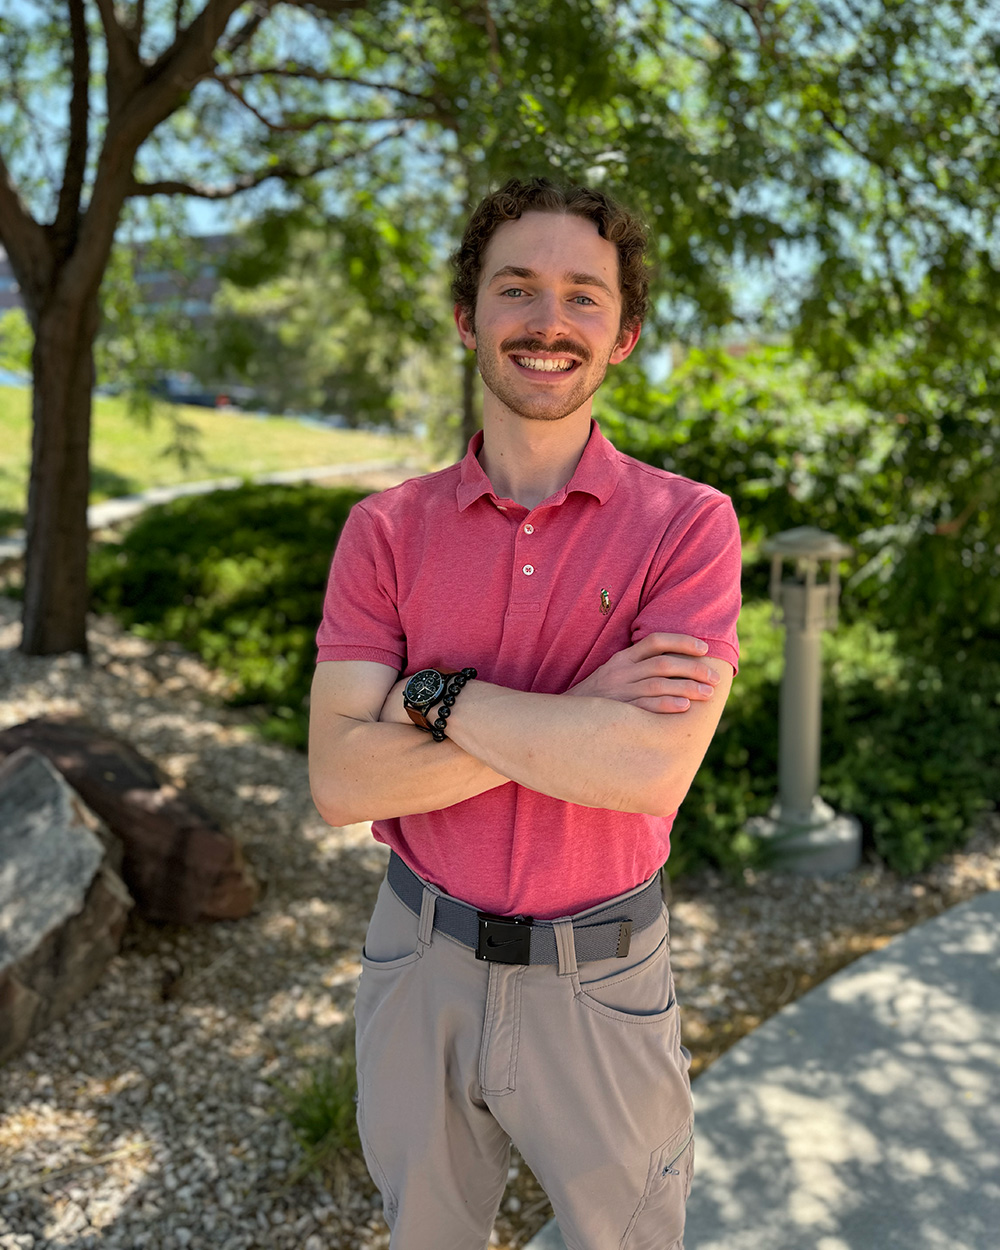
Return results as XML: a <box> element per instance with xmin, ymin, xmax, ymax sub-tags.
<box><xmin>0</xmin><ymin>747</ymin><xmax>134</xmax><ymax>1066</ymax></box>
<box><xmin>0</xmin><ymin>716</ymin><xmax>260</xmax><ymax>924</ymax></box>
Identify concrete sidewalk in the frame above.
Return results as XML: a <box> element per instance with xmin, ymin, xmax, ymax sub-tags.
<box><xmin>0</xmin><ymin>459</ymin><xmax>415</xmax><ymax>564</ymax></box>
<box><xmin>525</xmin><ymin>890</ymin><xmax>1000</xmax><ymax>1250</ymax></box>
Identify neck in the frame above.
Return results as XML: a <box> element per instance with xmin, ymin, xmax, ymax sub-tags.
<box><xmin>478</xmin><ymin>411</ymin><xmax>593</xmax><ymax>510</ymax></box>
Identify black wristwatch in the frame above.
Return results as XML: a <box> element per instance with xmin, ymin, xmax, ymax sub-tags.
<box><xmin>403</xmin><ymin>667</ymin><xmax>477</xmax><ymax>741</ymax></box>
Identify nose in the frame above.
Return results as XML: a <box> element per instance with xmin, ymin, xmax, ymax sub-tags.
<box><xmin>525</xmin><ymin>290</ymin><xmax>569</xmax><ymax>340</ymax></box>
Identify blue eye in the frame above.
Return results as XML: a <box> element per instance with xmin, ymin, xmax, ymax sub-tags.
<box><xmin>573</xmin><ymin>295</ymin><xmax>596</xmax><ymax>305</ymax></box>
<box><xmin>501</xmin><ymin>287</ymin><xmax>525</xmax><ymax>297</ymax></box>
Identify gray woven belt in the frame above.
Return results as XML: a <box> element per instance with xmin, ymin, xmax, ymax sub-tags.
<box><xmin>387</xmin><ymin>850</ymin><xmax>662</xmax><ymax>966</ymax></box>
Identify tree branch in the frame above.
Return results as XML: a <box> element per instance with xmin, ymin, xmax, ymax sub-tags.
<box><xmin>665</xmin><ymin>0</ymin><xmax>740</xmax><ymax>56</ymax></box>
<box><xmin>222</xmin><ymin>2</ymin><xmax>269</xmax><ymax>55</ymax></box>
<box><xmin>92</xmin><ymin>0</ymin><xmax>142</xmax><ymax>108</ymax></box>
<box><xmin>52</xmin><ymin>0</ymin><xmax>90</xmax><ymax>260</ymax></box>
<box><xmin>720</xmin><ymin>0</ymin><xmax>772</xmax><ymax>49</ymax></box>
<box><xmin>0</xmin><ymin>150</ymin><xmax>52</xmax><ymax>314</ymax></box>
<box><xmin>224</xmin><ymin>65</ymin><xmax>440</xmax><ymax>107</ymax></box>
<box><xmin>214</xmin><ymin>74</ymin><xmax>407</xmax><ymax>132</ymax></box>
<box><xmin>125</xmin><ymin>0</ymin><xmax>148</xmax><ymax>46</ymax></box>
<box><xmin>127</xmin><ymin>125</ymin><xmax>411</xmax><ymax>200</ymax></box>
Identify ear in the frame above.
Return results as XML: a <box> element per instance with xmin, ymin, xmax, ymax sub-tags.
<box><xmin>609</xmin><ymin>321</ymin><xmax>641</xmax><ymax>365</ymax></box>
<box><xmin>454</xmin><ymin>304</ymin><xmax>476</xmax><ymax>350</ymax></box>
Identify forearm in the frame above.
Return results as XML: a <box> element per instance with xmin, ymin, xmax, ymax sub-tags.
<box><xmin>309</xmin><ymin>716</ymin><xmax>509</xmax><ymax>827</ymax></box>
<box><xmin>443</xmin><ymin>681</ymin><xmax>705</xmax><ymax>817</ymax></box>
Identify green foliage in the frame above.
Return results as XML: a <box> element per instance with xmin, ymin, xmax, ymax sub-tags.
<box><xmin>597</xmin><ymin>345</ymin><xmax>887</xmax><ymax>550</ymax></box>
<box><xmin>190</xmin><ymin>206</ymin><xmax>447</xmax><ymax>424</ymax></box>
<box><xmin>88</xmin><ymin>484</ymin><xmax>370</xmax><ymax>748</ymax></box>
<box><xmin>673</xmin><ymin>603</ymin><xmax>1000</xmax><ymax>880</ymax></box>
<box><xmin>277</xmin><ymin>1043</ymin><xmax>361</xmax><ymax>1160</ymax></box>
<box><xmin>0</xmin><ymin>309</ymin><xmax>32</xmax><ymax>376</ymax></box>
<box><xmin>597</xmin><ymin>340</ymin><xmax>1000</xmax><ymax>657</ymax></box>
<box><xmin>271</xmin><ymin>1030</ymin><xmax>364</xmax><ymax>1185</ymax></box>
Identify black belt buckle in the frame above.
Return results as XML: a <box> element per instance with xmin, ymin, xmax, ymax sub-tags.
<box><xmin>476</xmin><ymin>913</ymin><xmax>533</xmax><ymax>964</ymax></box>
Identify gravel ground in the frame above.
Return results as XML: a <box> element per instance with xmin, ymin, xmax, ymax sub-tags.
<box><xmin>1</xmin><ymin>591</ymin><xmax>998</xmax><ymax>1250</ymax></box>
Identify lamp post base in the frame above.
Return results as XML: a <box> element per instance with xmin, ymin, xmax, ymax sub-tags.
<box><xmin>747</xmin><ymin>799</ymin><xmax>863</xmax><ymax>876</ymax></box>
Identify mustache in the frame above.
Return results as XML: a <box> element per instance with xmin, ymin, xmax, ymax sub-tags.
<box><xmin>500</xmin><ymin>337</ymin><xmax>591</xmax><ymax>362</ymax></box>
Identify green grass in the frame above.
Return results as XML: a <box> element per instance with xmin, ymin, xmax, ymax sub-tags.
<box><xmin>0</xmin><ymin>384</ymin><xmax>418</xmax><ymax>530</ymax></box>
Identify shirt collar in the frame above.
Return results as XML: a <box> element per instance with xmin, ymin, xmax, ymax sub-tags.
<box><xmin>456</xmin><ymin>419</ymin><xmax>620</xmax><ymax>512</ymax></box>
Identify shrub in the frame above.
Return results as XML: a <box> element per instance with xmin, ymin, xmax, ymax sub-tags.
<box><xmin>673</xmin><ymin>602</ymin><xmax>999</xmax><ymax>879</ymax></box>
<box><xmin>88</xmin><ymin>482</ymin><xmax>369</xmax><ymax>748</ymax></box>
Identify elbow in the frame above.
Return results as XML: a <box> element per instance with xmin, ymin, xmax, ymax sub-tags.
<box><xmin>635</xmin><ymin>759</ymin><xmax>692</xmax><ymax>819</ymax></box>
<box><xmin>309</xmin><ymin>772</ymin><xmax>365</xmax><ymax>828</ymax></box>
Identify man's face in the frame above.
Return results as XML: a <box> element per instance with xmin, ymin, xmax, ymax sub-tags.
<box><xmin>454</xmin><ymin>211</ymin><xmax>640</xmax><ymax>425</ymax></box>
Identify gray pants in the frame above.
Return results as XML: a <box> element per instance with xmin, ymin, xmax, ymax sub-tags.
<box><xmin>355</xmin><ymin>870</ymin><xmax>694</xmax><ymax>1250</ymax></box>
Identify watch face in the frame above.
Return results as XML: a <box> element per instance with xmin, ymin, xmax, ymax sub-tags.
<box><xmin>405</xmin><ymin>669</ymin><xmax>446</xmax><ymax>707</ymax></box>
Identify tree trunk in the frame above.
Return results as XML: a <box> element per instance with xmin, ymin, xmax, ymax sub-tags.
<box><xmin>20</xmin><ymin>294</ymin><xmax>100</xmax><ymax>657</ymax></box>
<box><xmin>460</xmin><ymin>349</ymin><xmax>480</xmax><ymax>450</ymax></box>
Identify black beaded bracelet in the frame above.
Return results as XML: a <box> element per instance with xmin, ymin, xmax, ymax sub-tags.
<box><xmin>429</xmin><ymin>667</ymin><xmax>477</xmax><ymax>741</ymax></box>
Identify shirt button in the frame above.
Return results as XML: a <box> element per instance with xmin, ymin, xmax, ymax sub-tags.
<box><xmin>522</xmin><ymin>564</ymin><xmax>535</xmax><ymax>576</ymax></box>
<box><xmin>523</xmin><ymin>524</ymin><xmax>534</xmax><ymax>534</ymax></box>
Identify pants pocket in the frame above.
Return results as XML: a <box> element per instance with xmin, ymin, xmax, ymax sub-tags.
<box><xmin>576</xmin><ymin>933</ymin><xmax>676</xmax><ymax>1025</ymax></box>
<box><xmin>620</xmin><ymin>1123</ymin><xmax>694</xmax><ymax>1250</ymax></box>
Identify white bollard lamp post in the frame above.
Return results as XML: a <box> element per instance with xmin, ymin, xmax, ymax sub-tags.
<box><xmin>747</xmin><ymin>526</ymin><xmax>863</xmax><ymax>875</ymax></box>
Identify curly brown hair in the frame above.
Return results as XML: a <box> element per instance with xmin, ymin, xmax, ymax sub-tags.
<box><xmin>451</xmin><ymin>177</ymin><xmax>650</xmax><ymax>335</ymax></box>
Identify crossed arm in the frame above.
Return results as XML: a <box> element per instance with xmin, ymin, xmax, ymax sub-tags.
<box><xmin>308</xmin><ymin>634</ymin><xmax>733</xmax><ymax>827</ymax></box>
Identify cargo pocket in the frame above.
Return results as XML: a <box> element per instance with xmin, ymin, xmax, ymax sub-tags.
<box><xmin>620</xmin><ymin>1122</ymin><xmax>694</xmax><ymax>1250</ymax></box>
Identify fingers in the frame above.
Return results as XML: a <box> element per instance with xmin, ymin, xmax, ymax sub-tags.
<box><xmin>632</xmin><ymin>677</ymin><xmax>715</xmax><ymax>703</ymax></box>
<box><xmin>634</xmin><ymin>655</ymin><xmax>721</xmax><ymax>685</ymax></box>
<box><xmin>626</xmin><ymin>632</ymin><xmax>711</xmax><ymax>661</ymax></box>
<box><xmin>633</xmin><ymin>695</ymin><xmax>692</xmax><ymax>714</ymax></box>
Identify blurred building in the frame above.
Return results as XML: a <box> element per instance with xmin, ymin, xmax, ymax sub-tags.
<box><xmin>0</xmin><ymin>234</ymin><xmax>232</xmax><ymax>318</ymax></box>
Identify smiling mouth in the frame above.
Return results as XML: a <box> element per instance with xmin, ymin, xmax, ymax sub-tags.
<box><xmin>511</xmin><ymin>356</ymin><xmax>579</xmax><ymax>374</ymax></box>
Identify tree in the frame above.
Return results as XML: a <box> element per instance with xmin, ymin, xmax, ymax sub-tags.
<box><xmin>0</xmin><ymin>0</ymin><xmax>697</xmax><ymax>655</ymax></box>
<box><xmin>3</xmin><ymin>0</ymin><xmax>998</xmax><ymax>658</ymax></box>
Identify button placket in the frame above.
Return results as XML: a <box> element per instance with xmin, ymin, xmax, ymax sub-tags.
<box><xmin>510</xmin><ymin>509</ymin><xmax>542</xmax><ymax>609</ymax></box>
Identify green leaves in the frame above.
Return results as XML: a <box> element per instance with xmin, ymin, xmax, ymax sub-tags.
<box><xmin>88</xmin><ymin>483</ymin><xmax>370</xmax><ymax>747</ymax></box>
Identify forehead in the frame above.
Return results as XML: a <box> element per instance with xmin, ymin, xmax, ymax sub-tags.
<box><xmin>480</xmin><ymin>211</ymin><xmax>620</xmax><ymax>293</ymax></box>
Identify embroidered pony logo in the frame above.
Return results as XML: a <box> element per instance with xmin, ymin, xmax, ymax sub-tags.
<box><xmin>599</xmin><ymin>588</ymin><xmax>612</xmax><ymax>615</ymax></box>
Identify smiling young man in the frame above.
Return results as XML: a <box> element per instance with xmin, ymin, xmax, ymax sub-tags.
<box><xmin>309</xmin><ymin>178</ymin><xmax>741</xmax><ymax>1250</ymax></box>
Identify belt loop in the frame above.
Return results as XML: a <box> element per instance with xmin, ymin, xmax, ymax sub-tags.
<box><xmin>417</xmin><ymin>886</ymin><xmax>437</xmax><ymax>951</ymax></box>
<box><xmin>553</xmin><ymin>918</ymin><xmax>578</xmax><ymax>978</ymax></box>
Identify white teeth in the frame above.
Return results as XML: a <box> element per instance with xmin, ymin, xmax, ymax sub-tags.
<box><xmin>514</xmin><ymin>356</ymin><xmax>575</xmax><ymax>372</ymax></box>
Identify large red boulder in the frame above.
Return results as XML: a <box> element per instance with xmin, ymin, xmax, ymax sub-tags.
<box><xmin>0</xmin><ymin>717</ymin><xmax>259</xmax><ymax>924</ymax></box>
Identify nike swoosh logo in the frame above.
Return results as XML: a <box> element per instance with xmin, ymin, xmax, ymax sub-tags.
<box><xmin>486</xmin><ymin>935</ymin><xmax>526</xmax><ymax>948</ymax></box>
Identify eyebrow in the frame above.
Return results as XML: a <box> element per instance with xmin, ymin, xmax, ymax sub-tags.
<box><xmin>487</xmin><ymin>265</ymin><xmax>615</xmax><ymax>298</ymax></box>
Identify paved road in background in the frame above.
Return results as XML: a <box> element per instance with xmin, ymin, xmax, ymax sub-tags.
<box><xmin>0</xmin><ymin>459</ymin><xmax>417</xmax><ymax>565</ymax></box>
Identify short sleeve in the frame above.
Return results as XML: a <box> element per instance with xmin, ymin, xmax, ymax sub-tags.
<box><xmin>631</xmin><ymin>494</ymin><xmax>742</xmax><ymax>673</ymax></box>
<box><xmin>315</xmin><ymin>503</ymin><xmax>407</xmax><ymax>669</ymax></box>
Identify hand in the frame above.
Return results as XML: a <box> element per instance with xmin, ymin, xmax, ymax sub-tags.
<box><xmin>567</xmin><ymin>633</ymin><xmax>721</xmax><ymax>713</ymax></box>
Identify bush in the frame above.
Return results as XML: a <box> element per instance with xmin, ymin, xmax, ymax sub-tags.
<box><xmin>88</xmin><ymin>482</ymin><xmax>369</xmax><ymax>748</ymax></box>
<box><xmin>673</xmin><ymin>602</ymin><xmax>1000</xmax><ymax>879</ymax></box>
<box><xmin>596</xmin><ymin>344</ymin><xmax>1000</xmax><ymax>660</ymax></box>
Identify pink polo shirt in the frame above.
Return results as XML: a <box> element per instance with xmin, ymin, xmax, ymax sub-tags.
<box><xmin>316</xmin><ymin>421</ymin><xmax>741</xmax><ymax>918</ymax></box>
